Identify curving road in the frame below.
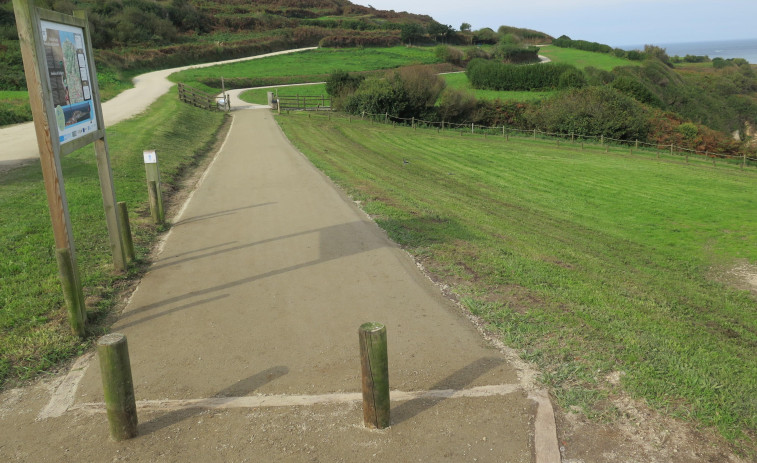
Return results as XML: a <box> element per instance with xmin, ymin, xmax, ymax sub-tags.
<box><xmin>0</xmin><ymin>47</ymin><xmax>316</xmax><ymax>169</ymax></box>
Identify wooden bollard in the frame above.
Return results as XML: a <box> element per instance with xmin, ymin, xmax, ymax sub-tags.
<box><xmin>359</xmin><ymin>322</ymin><xmax>390</xmax><ymax>429</ymax></box>
<box><xmin>97</xmin><ymin>333</ymin><xmax>138</xmax><ymax>441</ymax></box>
<box><xmin>117</xmin><ymin>202</ymin><xmax>136</xmax><ymax>263</ymax></box>
<box><xmin>147</xmin><ymin>181</ymin><xmax>161</xmax><ymax>225</ymax></box>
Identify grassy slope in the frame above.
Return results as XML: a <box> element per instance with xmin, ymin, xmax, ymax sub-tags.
<box><xmin>277</xmin><ymin>112</ymin><xmax>757</xmax><ymax>452</ymax></box>
<box><xmin>539</xmin><ymin>45</ymin><xmax>639</xmax><ymax>70</ymax></box>
<box><xmin>0</xmin><ymin>90</ymin><xmax>225</xmax><ymax>387</ymax></box>
<box><xmin>170</xmin><ymin>46</ymin><xmax>441</xmax><ymax>92</ymax></box>
<box><xmin>442</xmin><ymin>73</ymin><xmax>555</xmax><ymax>102</ymax></box>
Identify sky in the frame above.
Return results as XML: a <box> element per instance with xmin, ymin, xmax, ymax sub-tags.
<box><xmin>356</xmin><ymin>0</ymin><xmax>757</xmax><ymax>47</ymax></box>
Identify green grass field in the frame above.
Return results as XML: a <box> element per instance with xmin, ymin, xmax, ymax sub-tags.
<box><xmin>170</xmin><ymin>46</ymin><xmax>441</xmax><ymax>93</ymax></box>
<box><xmin>442</xmin><ymin>72</ymin><xmax>555</xmax><ymax>102</ymax></box>
<box><xmin>239</xmin><ymin>83</ymin><xmax>327</xmax><ymax>105</ymax></box>
<box><xmin>276</xmin><ymin>112</ymin><xmax>757</xmax><ymax>452</ymax></box>
<box><xmin>0</xmin><ymin>90</ymin><xmax>225</xmax><ymax>387</ymax></box>
<box><xmin>539</xmin><ymin>45</ymin><xmax>639</xmax><ymax>70</ymax></box>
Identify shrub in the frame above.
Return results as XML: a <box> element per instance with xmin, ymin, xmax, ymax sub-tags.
<box><xmin>326</xmin><ymin>70</ymin><xmax>364</xmax><ymax>98</ymax></box>
<box><xmin>524</xmin><ymin>86</ymin><xmax>650</xmax><ymax>140</ymax></box>
<box><xmin>464</xmin><ymin>47</ymin><xmax>490</xmax><ymax>61</ymax></box>
<box><xmin>493</xmin><ymin>43</ymin><xmax>540</xmax><ymax>64</ymax></box>
<box><xmin>467</xmin><ymin>59</ymin><xmax>582</xmax><ymax>91</ymax></box>
<box><xmin>437</xmin><ymin>88</ymin><xmax>476</xmax><ymax>122</ymax></box>
<box><xmin>558</xmin><ymin>69</ymin><xmax>586</xmax><ymax>89</ymax></box>
<box><xmin>344</xmin><ymin>77</ymin><xmax>408</xmax><ymax>117</ymax></box>
<box><xmin>611</xmin><ymin>75</ymin><xmax>663</xmax><ymax>107</ymax></box>
<box><xmin>676</xmin><ymin>122</ymin><xmax>698</xmax><ymax>140</ymax></box>
<box><xmin>435</xmin><ymin>45</ymin><xmax>464</xmax><ymax>67</ymax></box>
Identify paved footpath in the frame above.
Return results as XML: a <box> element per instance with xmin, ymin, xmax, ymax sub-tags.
<box><xmin>0</xmin><ymin>107</ymin><xmax>559</xmax><ymax>462</ymax></box>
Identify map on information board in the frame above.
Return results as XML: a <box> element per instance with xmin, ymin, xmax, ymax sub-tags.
<box><xmin>40</xmin><ymin>20</ymin><xmax>99</xmax><ymax>145</ymax></box>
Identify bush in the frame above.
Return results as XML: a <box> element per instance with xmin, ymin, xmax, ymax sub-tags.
<box><xmin>524</xmin><ymin>86</ymin><xmax>650</xmax><ymax>140</ymax></box>
<box><xmin>435</xmin><ymin>45</ymin><xmax>464</xmax><ymax>67</ymax></box>
<box><xmin>344</xmin><ymin>67</ymin><xmax>445</xmax><ymax>119</ymax></box>
<box><xmin>558</xmin><ymin>69</ymin><xmax>586</xmax><ymax>89</ymax></box>
<box><xmin>464</xmin><ymin>47</ymin><xmax>490</xmax><ymax>61</ymax></box>
<box><xmin>493</xmin><ymin>43</ymin><xmax>540</xmax><ymax>64</ymax></box>
<box><xmin>611</xmin><ymin>75</ymin><xmax>663</xmax><ymax>107</ymax></box>
<box><xmin>326</xmin><ymin>69</ymin><xmax>364</xmax><ymax>98</ymax></box>
<box><xmin>437</xmin><ymin>88</ymin><xmax>476</xmax><ymax>122</ymax></box>
<box><xmin>467</xmin><ymin>59</ymin><xmax>582</xmax><ymax>91</ymax></box>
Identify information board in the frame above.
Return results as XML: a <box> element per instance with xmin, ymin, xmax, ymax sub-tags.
<box><xmin>40</xmin><ymin>19</ymin><xmax>99</xmax><ymax>145</ymax></box>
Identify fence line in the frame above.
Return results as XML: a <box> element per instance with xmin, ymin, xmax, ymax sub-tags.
<box><xmin>178</xmin><ymin>83</ymin><xmax>229</xmax><ymax>112</ymax></box>
<box><xmin>310</xmin><ymin>110</ymin><xmax>755</xmax><ymax>167</ymax></box>
<box><xmin>276</xmin><ymin>94</ymin><xmax>331</xmax><ymax>111</ymax></box>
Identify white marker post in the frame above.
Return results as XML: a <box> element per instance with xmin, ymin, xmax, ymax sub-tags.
<box><xmin>143</xmin><ymin>150</ymin><xmax>164</xmax><ymax>224</ymax></box>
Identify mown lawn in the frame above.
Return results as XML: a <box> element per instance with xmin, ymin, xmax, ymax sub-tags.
<box><xmin>0</xmin><ymin>89</ymin><xmax>225</xmax><ymax>387</ymax></box>
<box><xmin>442</xmin><ymin>72</ymin><xmax>555</xmax><ymax>102</ymax></box>
<box><xmin>170</xmin><ymin>46</ymin><xmax>441</xmax><ymax>92</ymax></box>
<box><xmin>539</xmin><ymin>45</ymin><xmax>639</xmax><ymax>70</ymax></box>
<box><xmin>277</xmin><ymin>112</ymin><xmax>757</xmax><ymax>453</ymax></box>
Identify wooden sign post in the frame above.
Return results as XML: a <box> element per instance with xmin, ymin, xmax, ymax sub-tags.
<box><xmin>13</xmin><ymin>0</ymin><xmax>126</xmax><ymax>335</ymax></box>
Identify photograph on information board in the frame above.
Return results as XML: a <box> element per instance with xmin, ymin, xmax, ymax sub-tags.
<box><xmin>40</xmin><ymin>20</ymin><xmax>98</xmax><ymax>145</ymax></box>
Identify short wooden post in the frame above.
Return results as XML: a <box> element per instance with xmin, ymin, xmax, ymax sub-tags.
<box><xmin>412</xmin><ymin>117</ymin><xmax>415</xmax><ymax>129</ymax></box>
<box><xmin>635</xmin><ymin>139</ymin><xmax>639</xmax><ymax>149</ymax></box>
<box><xmin>670</xmin><ymin>144</ymin><xmax>674</xmax><ymax>156</ymax></box>
<box><xmin>97</xmin><ymin>333</ymin><xmax>138</xmax><ymax>441</ymax></box>
<box><xmin>685</xmin><ymin>153</ymin><xmax>689</xmax><ymax>163</ymax></box>
<box><xmin>600</xmin><ymin>135</ymin><xmax>604</xmax><ymax>145</ymax></box>
<box><xmin>384</xmin><ymin>112</ymin><xmax>388</xmax><ymax>124</ymax></box>
<box><xmin>533</xmin><ymin>129</ymin><xmax>536</xmax><ymax>140</ymax></box>
<box><xmin>571</xmin><ymin>132</ymin><xmax>574</xmax><ymax>143</ymax></box>
<box><xmin>117</xmin><ymin>202</ymin><xmax>135</xmax><ymax>263</ymax></box>
<box><xmin>506</xmin><ymin>133</ymin><xmax>509</xmax><ymax>141</ymax></box>
<box><xmin>147</xmin><ymin>181</ymin><xmax>161</xmax><ymax>224</ymax></box>
<box><xmin>471</xmin><ymin>123</ymin><xmax>474</xmax><ymax>134</ymax></box>
<box><xmin>143</xmin><ymin>150</ymin><xmax>164</xmax><ymax>224</ymax></box>
<box><xmin>502</xmin><ymin>126</ymin><xmax>505</xmax><ymax>137</ymax></box>
<box><xmin>55</xmin><ymin>247</ymin><xmax>86</xmax><ymax>337</ymax></box>
<box><xmin>742</xmin><ymin>152</ymin><xmax>747</xmax><ymax>169</ymax></box>
<box><xmin>359</xmin><ymin>322</ymin><xmax>390</xmax><ymax>429</ymax></box>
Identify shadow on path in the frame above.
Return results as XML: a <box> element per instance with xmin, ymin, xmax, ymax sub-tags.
<box><xmin>139</xmin><ymin>366</ymin><xmax>289</xmax><ymax>435</ymax></box>
<box><xmin>390</xmin><ymin>357</ymin><xmax>505</xmax><ymax>425</ymax></box>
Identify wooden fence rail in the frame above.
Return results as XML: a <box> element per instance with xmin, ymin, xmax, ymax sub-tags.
<box><xmin>277</xmin><ymin>95</ymin><xmax>331</xmax><ymax>111</ymax></box>
<box><xmin>178</xmin><ymin>83</ymin><xmax>228</xmax><ymax>111</ymax></box>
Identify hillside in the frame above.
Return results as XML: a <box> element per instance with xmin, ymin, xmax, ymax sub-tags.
<box><xmin>0</xmin><ymin>0</ymin><xmax>464</xmax><ymax>87</ymax></box>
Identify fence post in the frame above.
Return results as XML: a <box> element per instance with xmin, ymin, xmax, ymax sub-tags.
<box><xmin>412</xmin><ymin>117</ymin><xmax>415</xmax><ymax>129</ymax></box>
<box><xmin>600</xmin><ymin>135</ymin><xmax>604</xmax><ymax>145</ymax></box>
<box><xmin>97</xmin><ymin>333</ymin><xmax>138</xmax><ymax>441</ymax></box>
<box><xmin>385</xmin><ymin>112</ymin><xmax>388</xmax><ymax>124</ymax></box>
<box><xmin>359</xmin><ymin>322</ymin><xmax>390</xmax><ymax>429</ymax></box>
<box><xmin>670</xmin><ymin>144</ymin><xmax>674</xmax><ymax>156</ymax></box>
<box><xmin>502</xmin><ymin>126</ymin><xmax>505</xmax><ymax>137</ymax></box>
<box><xmin>635</xmin><ymin>139</ymin><xmax>639</xmax><ymax>149</ymax></box>
<box><xmin>471</xmin><ymin>123</ymin><xmax>474</xmax><ymax>134</ymax></box>
<box><xmin>533</xmin><ymin>129</ymin><xmax>537</xmax><ymax>140</ymax></box>
<box><xmin>143</xmin><ymin>150</ymin><xmax>164</xmax><ymax>225</ymax></box>
<box><xmin>571</xmin><ymin>132</ymin><xmax>574</xmax><ymax>143</ymax></box>
<box><xmin>743</xmin><ymin>152</ymin><xmax>746</xmax><ymax>169</ymax></box>
<box><xmin>581</xmin><ymin>142</ymin><xmax>584</xmax><ymax>151</ymax></box>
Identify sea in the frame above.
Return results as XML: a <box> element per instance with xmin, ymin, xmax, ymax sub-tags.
<box><xmin>619</xmin><ymin>38</ymin><xmax>757</xmax><ymax>64</ymax></box>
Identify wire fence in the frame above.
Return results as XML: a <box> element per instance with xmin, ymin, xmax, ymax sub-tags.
<box><xmin>284</xmin><ymin>106</ymin><xmax>756</xmax><ymax>169</ymax></box>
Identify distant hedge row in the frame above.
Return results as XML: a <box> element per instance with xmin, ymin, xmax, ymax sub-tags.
<box><xmin>466</xmin><ymin>59</ymin><xmax>583</xmax><ymax>91</ymax></box>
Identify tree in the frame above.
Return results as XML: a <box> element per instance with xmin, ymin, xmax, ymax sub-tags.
<box><xmin>460</xmin><ymin>22</ymin><xmax>471</xmax><ymax>32</ymax></box>
<box><xmin>428</xmin><ymin>22</ymin><xmax>454</xmax><ymax>43</ymax></box>
<box><xmin>399</xmin><ymin>23</ymin><xmax>424</xmax><ymax>44</ymax></box>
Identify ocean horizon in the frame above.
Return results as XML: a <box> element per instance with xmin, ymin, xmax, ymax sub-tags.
<box><xmin>617</xmin><ymin>38</ymin><xmax>757</xmax><ymax>64</ymax></box>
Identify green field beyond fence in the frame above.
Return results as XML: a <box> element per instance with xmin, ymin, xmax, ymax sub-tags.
<box><xmin>277</xmin><ymin>111</ymin><xmax>757</xmax><ymax>452</ymax></box>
